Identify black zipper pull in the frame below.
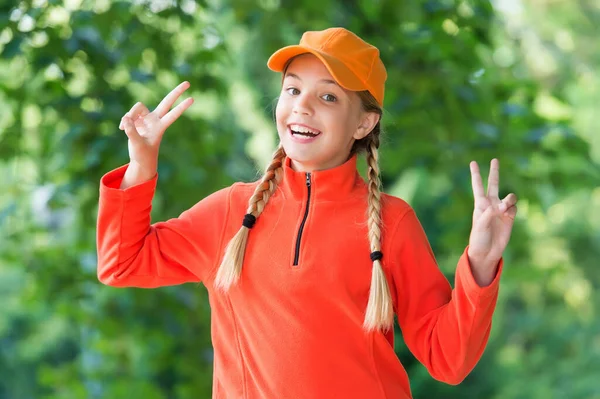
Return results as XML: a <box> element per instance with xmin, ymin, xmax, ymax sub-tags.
<box><xmin>306</xmin><ymin>172</ymin><xmax>311</xmax><ymax>187</ymax></box>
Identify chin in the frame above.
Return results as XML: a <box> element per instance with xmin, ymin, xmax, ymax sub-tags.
<box><xmin>281</xmin><ymin>148</ymin><xmax>320</xmax><ymax>171</ymax></box>
<box><xmin>281</xmin><ymin>145</ymin><xmax>311</xmax><ymax>160</ymax></box>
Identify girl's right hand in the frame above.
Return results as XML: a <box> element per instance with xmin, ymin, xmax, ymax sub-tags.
<box><xmin>119</xmin><ymin>81</ymin><xmax>194</xmax><ymax>172</ymax></box>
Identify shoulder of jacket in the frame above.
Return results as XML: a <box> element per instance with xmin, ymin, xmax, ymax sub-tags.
<box><xmin>381</xmin><ymin>192</ymin><xmax>414</xmax><ymax>219</ymax></box>
<box><xmin>229</xmin><ymin>181</ymin><xmax>260</xmax><ymax>201</ymax></box>
<box><xmin>185</xmin><ymin>181</ymin><xmax>256</xmax><ymax>210</ymax></box>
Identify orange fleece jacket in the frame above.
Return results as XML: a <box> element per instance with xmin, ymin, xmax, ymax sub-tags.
<box><xmin>96</xmin><ymin>155</ymin><xmax>503</xmax><ymax>399</ymax></box>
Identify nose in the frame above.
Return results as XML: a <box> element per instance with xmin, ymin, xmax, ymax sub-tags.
<box><xmin>292</xmin><ymin>93</ymin><xmax>313</xmax><ymax>116</ymax></box>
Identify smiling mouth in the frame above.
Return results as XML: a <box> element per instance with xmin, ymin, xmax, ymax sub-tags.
<box><xmin>289</xmin><ymin>124</ymin><xmax>322</xmax><ymax>138</ymax></box>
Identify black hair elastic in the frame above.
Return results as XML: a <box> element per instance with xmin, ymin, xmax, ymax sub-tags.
<box><xmin>370</xmin><ymin>251</ymin><xmax>383</xmax><ymax>262</ymax></box>
<box><xmin>242</xmin><ymin>214</ymin><xmax>256</xmax><ymax>229</ymax></box>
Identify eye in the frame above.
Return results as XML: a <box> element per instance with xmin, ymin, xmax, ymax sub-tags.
<box><xmin>322</xmin><ymin>94</ymin><xmax>337</xmax><ymax>102</ymax></box>
<box><xmin>286</xmin><ymin>87</ymin><xmax>300</xmax><ymax>96</ymax></box>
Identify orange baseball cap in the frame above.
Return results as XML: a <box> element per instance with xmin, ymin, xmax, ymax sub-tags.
<box><xmin>267</xmin><ymin>27</ymin><xmax>387</xmax><ymax>106</ymax></box>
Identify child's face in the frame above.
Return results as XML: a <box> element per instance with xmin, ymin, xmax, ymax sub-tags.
<box><xmin>276</xmin><ymin>54</ymin><xmax>373</xmax><ymax>172</ymax></box>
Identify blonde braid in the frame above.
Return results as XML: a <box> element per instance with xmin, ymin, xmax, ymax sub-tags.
<box><xmin>363</xmin><ymin>134</ymin><xmax>394</xmax><ymax>332</ymax></box>
<box><xmin>214</xmin><ymin>145</ymin><xmax>286</xmax><ymax>291</ymax></box>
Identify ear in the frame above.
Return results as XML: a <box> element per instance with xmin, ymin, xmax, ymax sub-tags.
<box><xmin>353</xmin><ymin>111</ymin><xmax>380</xmax><ymax>140</ymax></box>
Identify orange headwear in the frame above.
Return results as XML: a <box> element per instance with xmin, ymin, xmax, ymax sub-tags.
<box><xmin>267</xmin><ymin>27</ymin><xmax>388</xmax><ymax>106</ymax></box>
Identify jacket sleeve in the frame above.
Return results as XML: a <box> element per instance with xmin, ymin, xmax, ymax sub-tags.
<box><xmin>96</xmin><ymin>163</ymin><xmax>232</xmax><ymax>288</ymax></box>
<box><xmin>390</xmin><ymin>209</ymin><xmax>503</xmax><ymax>385</ymax></box>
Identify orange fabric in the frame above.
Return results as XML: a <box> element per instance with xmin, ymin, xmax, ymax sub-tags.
<box><xmin>267</xmin><ymin>27</ymin><xmax>388</xmax><ymax>106</ymax></box>
<box><xmin>97</xmin><ymin>155</ymin><xmax>503</xmax><ymax>399</ymax></box>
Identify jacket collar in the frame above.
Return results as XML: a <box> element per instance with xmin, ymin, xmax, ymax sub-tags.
<box><xmin>279</xmin><ymin>155</ymin><xmax>366</xmax><ymax>202</ymax></box>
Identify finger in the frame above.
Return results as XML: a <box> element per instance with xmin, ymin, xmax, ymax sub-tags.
<box><xmin>122</xmin><ymin>116</ymin><xmax>142</xmax><ymax>142</ymax></box>
<box><xmin>505</xmin><ymin>204</ymin><xmax>517</xmax><ymax>219</ymax></box>
<box><xmin>160</xmin><ymin>97</ymin><xmax>194</xmax><ymax>129</ymax></box>
<box><xmin>470</xmin><ymin>161</ymin><xmax>486</xmax><ymax>201</ymax></box>
<box><xmin>499</xmin><ymin>193</ymin><xmax>518</xmax><ymax>212</ymax></box>
<box><xmin>130</xmin><ymin>102</ymin><xmax>150</xmax><ymax>120</ymax></box>
<box><xmin>120</xmin><ymin>102</ymin><xmax>150</xmax><ymax>129</ymax></box>
<box><xmin>486</xmin><ymin>158</ymin><xmax>500</xmax><ymax>198</ymax></box>
<box><xmin>154</xmin><ymin>81</ymin><xmax>191</xmax><ymax>118</ymax></box>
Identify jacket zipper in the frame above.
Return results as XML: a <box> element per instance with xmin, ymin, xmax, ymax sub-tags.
<box><xmin>293</xmin><ymin>173</ymin><xmax>311</xmax><ymax>266</ymax></box>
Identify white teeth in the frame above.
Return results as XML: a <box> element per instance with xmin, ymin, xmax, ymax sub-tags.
<box><xmin>290</xmin><ymin>124</ymin><xmax>320</xmax><ymax>134</ymax></box>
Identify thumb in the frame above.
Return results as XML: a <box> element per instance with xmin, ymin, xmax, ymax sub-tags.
<box><xmin>122</xmin><ymin>116</ymin><xmax>142</xmax><ymax>143</ymax></box>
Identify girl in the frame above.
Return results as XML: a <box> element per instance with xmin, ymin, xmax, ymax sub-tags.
<box><xmin>97</xmin><ymin>27</ymin><xmax>518</xmax><ymax>399</ymax></box>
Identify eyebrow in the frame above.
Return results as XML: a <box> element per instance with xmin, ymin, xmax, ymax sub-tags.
<box><xmin>285</xmin><ymin>73</ymin><xmax>340</xmax><ymax>87</ymax></box>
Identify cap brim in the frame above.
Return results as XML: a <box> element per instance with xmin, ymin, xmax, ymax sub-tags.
<box><xmin>267</xmin><ymin>45</ymin><xmax>367</xmax><ymax>92</ymax></box>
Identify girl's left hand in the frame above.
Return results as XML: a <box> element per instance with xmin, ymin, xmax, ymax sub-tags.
<box><xmin>467</xmin><ymin>158</ymin><xmax>518</xmax><ymax>286</ymax></box>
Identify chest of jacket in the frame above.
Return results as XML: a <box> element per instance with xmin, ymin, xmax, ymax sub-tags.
<box><xmin>219</xmin><ymin>187</ymin><xmax>377</xmax><ymax>305</ymax></box>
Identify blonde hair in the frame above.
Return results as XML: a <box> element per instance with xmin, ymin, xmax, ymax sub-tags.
<box><xmin>353</xmin><ymin>91</ymin><xmax>394</xmax><ymax>333</ymax></box>
<box><xmin>214</xmin><ymin>145</ymin><xmax>286</xmax><ymax>290</ymax></box>
<box><xmin>215</xmin><ymin>78</ymin><xmax>393</xmax><ymax>333</ymax></box>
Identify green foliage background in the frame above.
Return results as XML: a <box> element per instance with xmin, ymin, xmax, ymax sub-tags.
<box><xmin>1</xmin><ymin>0</ymin><xmax>599</xmax><ymax>398</ymax></box>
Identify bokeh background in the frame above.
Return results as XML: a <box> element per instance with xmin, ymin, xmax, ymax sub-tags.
<box><xmin>1</xmin><ymin>0</ymin><xmax>599</xmax><ymax>398</ymax></box>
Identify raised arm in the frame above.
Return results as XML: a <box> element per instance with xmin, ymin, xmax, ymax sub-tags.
<box><xmin>390</xmin><ymin>159</ymin><xmax>517</xmax><ymax>384</ymax></box>
<box><xmin>96</xmin><ymin>82</ymin><xmax>230</xmax><ymax>288</ymax></box>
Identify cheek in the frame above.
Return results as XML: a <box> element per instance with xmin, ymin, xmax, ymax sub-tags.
<box><xmin>275</xmin><ymin>99</ymin><xmax>287</xmax><ymax>127</ymax></box>
<box><xmin>327</xmin><ymin>109</ymin><xmax>356</xmax><ymax>140</ymax></box>
<box><xmin>275</xmin><ymin>106</ymin><xmax>288</xmax><ymax>142</ymax></box>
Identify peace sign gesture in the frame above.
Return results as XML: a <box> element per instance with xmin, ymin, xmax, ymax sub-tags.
<box><xmin>467</xmin><ymin>159</ymin><xmax>518</xmax><ymax>286</ymax></box>
<box><xmin>119</xmin><ymin>81</ymin><xmax>194</xmax><ymax>171</ymax></box>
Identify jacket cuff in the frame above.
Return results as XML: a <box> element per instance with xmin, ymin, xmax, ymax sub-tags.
<box><xmin>456</xmin><ymin>246</ymin><xmax>503</xmax><ymax>300</ymax></box>
<box><xmin>100</xmin><ymin>163</ymin><xmax>158</xmax><ymax>199</ymax></box>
